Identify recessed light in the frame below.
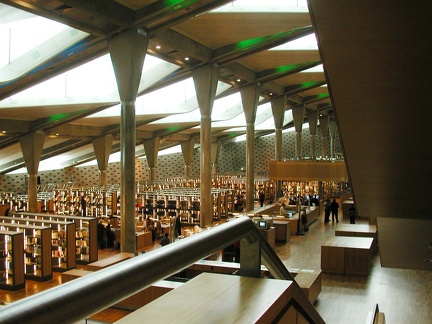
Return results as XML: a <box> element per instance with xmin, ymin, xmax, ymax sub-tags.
<box><xmin>237</xmin><ymin>79</ymin><xmax>241</xmax><ymax>82</ymax></box>
<box><xmin>185</xmin><ymin>57</ymin><xmax>189</xmax><ymax>61</ymax></box>
<box><xmin>156</xmin><ymin>45</ymin><xmax>161</xmax><ymax>49</ymax></box>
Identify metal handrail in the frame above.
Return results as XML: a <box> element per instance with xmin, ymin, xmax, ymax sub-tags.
<box><xmin>0</xmin><ymin>217</ymin><xmax>324</xmax><ymax>324</ymax></box>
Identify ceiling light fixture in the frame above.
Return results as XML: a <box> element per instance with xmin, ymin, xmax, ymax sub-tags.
<box><xmin>185</xmin><ymin>57</ymin><xmax>190</xmax><ymax>61</ymax></box>
<box><xmin>156</xmin><ymin>45</ymin><xmax>161</xmax><ymax>49</ymax></box>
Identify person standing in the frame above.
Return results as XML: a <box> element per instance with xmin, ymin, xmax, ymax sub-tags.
<box><xmin>330</xmin><ymin>198</ymin><xmax>339</xmax><ymax>223</ymax></box>
<box><xmin>97</xmin><ymin>220</ymin><xmax>106</xmax><ymax>249</ymax></box>
<box><xmin>324</xmin><ymin>199</ymin><xmax>331</xmax><ymax>223</ymax></box>
<box><xmin>259</xmin><ymin>191</ymin><xmax>265</xmax><ymax>207</ymax></box>
<box><xmin>348</xmin><ymin>205</ymin><xmax>356</xmax><ymax>224</ymax></box>
<box><xmin>146</xmin><ymin>216</ymin><xmax>156</xmax><ymax>244</ymax></box>
<box><xmin>175</xmin><ymin>215</ymin><xmax>183</xmax><ymax>237</ymax></box>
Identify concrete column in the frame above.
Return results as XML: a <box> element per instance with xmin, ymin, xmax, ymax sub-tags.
<box><xmin>319</xmin><ymin>115</ymin><xmax>329</xmax><ymax>158</ymax></box>
<box><xmin>271</xmin><ymin>96</ymin><xmax>286</xmax><ymax>198</ymax></box>
<box><xmin>241</xmin><ymin>84</ymin><xmax>260</xmax><ymax>212</ymax></box>
<box><xmin>92</xmin><ymin>135</ymin><xmax>113</xmax><ymax>185</ymax></box>
<box><xmin>271</xmin><ymin>96</ymin><xmax>285</xmax><ymax>161</ymax></box>
<box><xmin>192</xmin><ymin>63</ymin><xmax>220</xmax><ymax>227</ymax></box>
<box><xmin>19</xmin><ymin>131</ymin><xmax>45</xmax><ymax>212</ymax></box>
<box><xmin>307</xmin><ymin>111</ymin><xmax>318</xmax><ymax>160</ymax></box>
<box><xmin>108</xmin><ymin>29</ymin><xmax>148</xmax><ymax>253</ymax></box>
<box><xmin>181</xmin><ymin>141</ymin><xmax>194</xmax><ymax>178</ymax></box>
<box><xmin>329</xmin><ymin>121</ymin><xmax>337</xmax><ymax>159</ymax></box>
<box><xmin>211</xmin><ymin>142</ymin><xmax>220</xmax><ymax>175</ymax></box>
<box><xmin>143</xmin><ymin>137</ymin><xmax>160</xmax><ymax>182</ymax></box>
<box><xmin>292</xmin><ymin>105</ymin><xmax>305</xmax><ymax>159</ymax></box>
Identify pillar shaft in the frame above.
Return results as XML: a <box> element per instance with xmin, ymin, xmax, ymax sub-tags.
<box><xmin>144</xmin><ymin>138</ymin><xmax>160</xmax><ymax>182</ymax></box>
<box><xmin>329</xmin><ymin>121</ymin><xmax>337</xmax><ymax>158</ymax></box>
<box><xmin>271</xmin><ymin>96</ymin><xmax>285</xmax><ymax>161</ymax></box>
<box><xmin>92</xmin><ymin>135</ymin><xmax>113</xmax><ymax>186</ymax></box>
<box><xmin>181</xmin><ymin>141</ymin><xmax>195</xmax><ymax>178</ymax></box>
<box><xmin>19</xmin><ymin>132</ymin><xmax>45</xmax><ymax>212</ymax></box>
<box><xmin>192</xmin><ymin>63</ymin><xmax>219</xmax><ymax>227</ymax></box>
<box><xmin>241</xmin><ymin>84</ymin><xmax>260</xmax><ymax>212</ymax></box>
<box><xmin>211</xmin><ymin>142</ymin><xmax>220</xmax><ymax>175</ymax></box>
<box><xmin>319</xmin><ymin>115</ymin><xmax>329</xmax><ymax>158</ymax></box>
<box><xmin>292</xmin><ymin>105</ymin><xmax>305</xmax><ymax>159</ymax></box>
<box><xmin>108</xmin><ymin>29</ymin><xmax>148</xmax><ymax>253</ymax></box>
<box><xmin>271</xmin><ymin>96</ymin><xmax>285</xmax><ymax>199</ymax></box>
<box><xmin>308</xmin><ymin>111</ymin><xmax>318</xmax><ymax>160</ymax></box>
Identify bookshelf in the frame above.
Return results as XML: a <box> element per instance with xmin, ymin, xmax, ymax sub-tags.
<box><xmin>0</xmin><ymin>230</ymin><xmax>25</xmax><ymax>290</ymax></box>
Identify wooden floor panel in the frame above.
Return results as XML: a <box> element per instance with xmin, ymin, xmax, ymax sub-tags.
<box><xmin>1</xmin><ymin>210</ymin><xmax>431</xmax><ymax>323</ymax></box>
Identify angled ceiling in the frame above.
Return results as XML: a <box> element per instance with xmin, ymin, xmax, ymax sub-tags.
<box><xmin>0</xmin><ymin>0</ymin><xmax>330</xmax><ymax>174</ymax></box>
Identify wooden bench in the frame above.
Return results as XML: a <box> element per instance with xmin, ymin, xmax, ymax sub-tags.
<box><xmin>86</xmin><ymin>252</ymin><xmax>135</xmax><ymax>271</ymax></box>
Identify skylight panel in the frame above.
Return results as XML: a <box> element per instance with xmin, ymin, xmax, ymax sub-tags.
<box><xmin>301</xmin><ymin>64</ymin><xmax>324</xmax><ymax>73</ymax></box>
<box><xmin>269</xmin><ymin>34</ymin><xmax>318</xmax><ymax>51</ymax></box>
<box><xmin>214</xmin><ymin>0</ymin><xmax>308</xmax><ymax>13</ymax></box>
<box><xmin>0</xmin><ymin>4</ymin><xmax>68</xmax><ymax>68</ymax></box>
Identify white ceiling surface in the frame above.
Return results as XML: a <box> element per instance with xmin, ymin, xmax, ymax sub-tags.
<box><xmin>0</xmin><ymin>1</ymin><xmax>322</xmax><ymax>174</ymax></box>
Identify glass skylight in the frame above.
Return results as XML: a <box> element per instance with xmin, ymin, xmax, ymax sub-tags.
<box><xmin>214</xmin><ymin>0</ymin><xmax>308</xmax><ymax>12</ymax></box>
<box><xmin>0</xmin><ymin>4</ymin><xmax>67</xmax><ymax>68</ymax></box>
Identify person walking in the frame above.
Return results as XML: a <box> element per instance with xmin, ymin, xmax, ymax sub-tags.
<box><xmin>330</xmin><ymin>198</ymin><xmax>339</xmax><ymax>223</ymax></box>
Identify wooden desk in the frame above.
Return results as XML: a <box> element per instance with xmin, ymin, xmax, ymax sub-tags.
<box><xmin>87</xmin><ymin>252</ymin><xmax>135</xmax><ymax>271</ymax></box>
<box><xmin>113</xmin><ymin>229</ymin><xmax>152</xmax><ymax>250</ymax></box>
<box><xmin>135</xmin><ymin>231</ymin><xmax>152</xmax><ymax>249</ymax></box>
<box><xmin>115</xmin><ymin>272</ymin><xmax>297</xmax><ymax>323</ymax></box>
<box><xmin>321</xmin><ymin>237</ymin><xmax>374</xmax><ymax>275</ymax></box>
<box><xmin>260</xmin><ymin>227</ymin><xmax>275</xmax><ymax>248</ymax></box>
<box><xmin>273</xmin><ymin>220</ymin><xmax>290</xmax><ymax>243</ymax></box>
<box><xmin>335</xmin><ymin>224</ymin><xmax>378</xmax><ymax>254</ymax></box>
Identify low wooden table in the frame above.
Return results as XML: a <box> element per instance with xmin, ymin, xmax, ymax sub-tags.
<box><xmin>87</xmin><ymin>252</ymin><xmax>135</xmax><ymax>271</ymax></box>
<box><xmin>321</xmin><ymin>236</ymin><xmax>374</xmax><ymax>275</ymax></box>
<box><xmin>115</xmin><ymin>272</ymin><xmax>297</xmax><ymax>323</ymax></box>
<box><xmin>335</xmin><ymin>224</ymin><xmax>378</xmax><ymax>254</ymax></box>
